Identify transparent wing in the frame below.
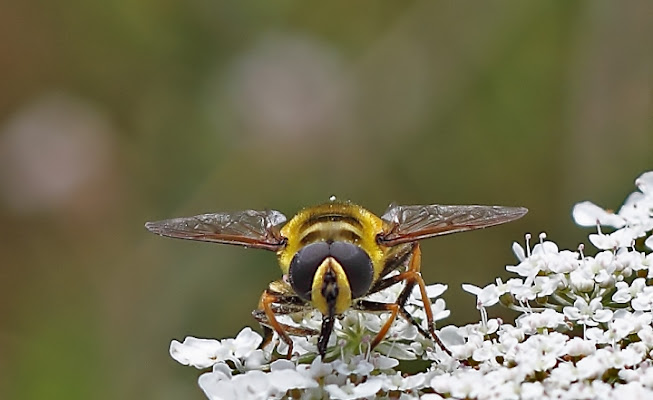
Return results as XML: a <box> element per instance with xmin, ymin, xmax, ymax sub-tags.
<box><xmin>378</xmin><ymin>204</ymin><xmax>528</xmax><ymax>246</ymax></box>
<box><xmin>144</xmin><ymin>209</ymin><xmax>287</xmax><ymax>251</ymax></box>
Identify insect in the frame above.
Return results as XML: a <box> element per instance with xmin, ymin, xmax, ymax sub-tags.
<box><xmin>145</xmin><ymin>201</ymin><xmax>527</xmax><ymax>358</ymax></box>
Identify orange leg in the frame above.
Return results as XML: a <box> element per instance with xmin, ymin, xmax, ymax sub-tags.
<box><xmin>359</xmin><ymin>243</ymin><xmax>451</xmax><ymax>355</ymax></box>
<box><xmin>258</xmin><ymin>290</ymin><xmax>295</xmax><ymax>359</ymax></box>
<box><xmin>369</xmin><ymin>303</ymin><xmax>400</xmax><ymax>349</ymax></box>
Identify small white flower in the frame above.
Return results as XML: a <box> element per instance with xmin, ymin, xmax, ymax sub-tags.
<box><xmin>269</xmin><ymin>358</ymin><xmax>295</xmax><ymax>372</ymax></box>
<box><xmin>324</xmin><ymin>378</ymin><xmax>382</xmax><ymax>400</ymax></box>
<box><xmin>593</xmin><ymin>251</ymin><xmax>617</xmax><ymax>272</ymax></box>
<box><xmin>198</xmin><ymin>370</ymin><xmax>237</xmax><ymax>400</ymax></box>
<box><xmin>585</xmin><ymin>327</ymin><xmax>609</xmax><ymax>344</ymax></box>
<box><xmin>431</xmin><ymin>370</ymin><xmax>485</xmax><ymax>399</ymax></box>
<box><xmin>619</xmin><ymin>367</ymin><xmax>642</xmax><ymax>383</ymax></box>
<box><xmin>410</xmin><ymin>283</ymin><xmax>447</xmax><ymax>302</ymax></box>
<box><xmin>506</xmin><ymin>240</ymin><xmax>562</xmax><ymax>281</ymax></box>
<box><xmin>569</xmin><ymin>267</ymin><xmax>595</xmax><ymax>293</ymax></box>
<box><xmin>549</xmin><ymin>361</ymin><xmax>581</xmax><ymax>386</ymax></box>
<box><xmin>590</xmin><ymin>380</ymin><xmax>615</xmax><ymax>399</ymax></box>
<box><xmin>618</xmin><ymin>194</ymin><xmax>653</xmax><ymax>235</ymax></box>
<box><xmin>631</xmin><ymin>287</ymin><xmax>653</xmax><ymax>311</ymax></box>
<box><xmin>549</xmin><ymin>249</ymin><xmax>582</xmax><ymax>274</ymax></box>
<box><xmin>462</xmin><ymin>283</ymin><xmax>500</xmax><ymax>307</ymax></box>
<box><xmin>497</xmin><ymin>326</ymin><xmax>524</xmax><ymax>356</ymax></box>
<box><xmin>438</xmin><ymin>325</ymin><xmax>465</xmax><ymax>347</ymax></box>
<box><xmin>637</xmin><ymin>366</ymin><xmax>653</xmax><ymax>387</ymax></box>
<box><xmin>306</xmin><ymin>355</ymin><xmax>333</xmax><ymax>379</ymax></box>
<box><xmin>268</xmin><ymin>368</ymin><xmax>318</xmax><ymax>392</ymax></box>
<box><xmin>635</xmin><ymin>171</ymin><xmax>653</xmax><ymax>195</ymax></box>
<box><xmin>586</xmin><ymin>251</ymin><xmax>617</xmax><ymax>285</ymax></box>
<box><xmin>606</xmin><ymin>315</ymin><xmax>636</xmax><ymax>342</ymax></box>
<box><xmin>563</xmin><ymin>298</ymin><xmax>613</xmax><ymax>327</ymax></box>
<box><xmin>332</xmin><ymin>355</ymin><xmax>374</xmax><ymax>376</ymax></box>
<box><xmin>237</xmin><ymin>370</ymin><xmax>272</xmax><ymax>398</ymax></box>
<box><xmin>496</xmin><ymin>277</ymin><xmax>525</xmax><ymax>296</ymax></box>
<box><xmin>477</xmin><ymin>318</ymin><xmax>500</xmax><ymax>335</ymax></box>
<box><xmin>471</xmin><ymin>340</ymin><xmax>496</xmax><ymax>362</ymax></box>
<box><xmin>431</xmin><ymin>298</ymin><xmax>451</xmax><ymax>322</ymax></box>
<box><xmin>224</xmin><ymin>327</ymin><xmax>264</xmax><ymax>359</ymax></box>
<box><xmin>520</xmin><ymin>381</ymin><xmax>544</xmax><ymax>400</ymax></box>
<box><xmin>385</xmin><ymin>370</ymin><xmax>430</xmax><ymax>391</ymax></box>
<box><xmin>615</xmin><ymin>249</ymin><xmax>646</xmax><ymax>274</ymax></box>
<box><xmin>609</xmin><ymin>347</ymin><xmax>644</xmax><ymax>369</ymax></box>
<box><xmin>429</xmin><ymin>373</ymin><xmax>454</xmax><ymax>395</ymax></box>
<box><xmin>564</xmin><ymin>337</ymin><xmax>596</xmax><ymax>357</ymax></box>
<box><xmin>243</xmin><ymin>349</ymin><xmax>266</xmax><ymax>370</ymax></box>
<box><xmin>170</xmin><ymin>337</ymin><xmax>224</xmax><ymax>369</ymax></box>
<box><xmin>637</xmin><ymin>325</ymin><xmax>653</xmax><ymax>348</ymax></box>
<box><xmin>575</xmin><ymin>350</ymin><xmax>610</xmax><ymax>380</ymax></box>
<box><xmin>589</xmin><ymin>227</ymin><xmax>640</xmax><ymax>250</ymax></box>
<box><xmin>612</xmin><ymin>278</ymin><xmax>646</xmax><ymax>304</ymax></box>
<box><xmin>369</xmin><ymin>353</ymin><xmax>399</xmax><ymax>370</ymax></box>
<box><xmin>522</xmin><ymin>333</ymin><xmax>567</xmax><ymax>371</ymax></box>
<box><xmin>531</xmin><ymin>275</ymin><xmax>559</xmax><ymax>297</ymax></box>
<box><xmin>517</xmin><ymin>309</ymin><xmax>566</xmax><ymax>332</ymax></box>
<box><xmin>612</xmin><ymin>381</ymin><xmax>653</xmax><ymax>399</ymax></box>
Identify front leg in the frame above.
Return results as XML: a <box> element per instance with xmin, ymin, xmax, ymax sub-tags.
<box><xmin>253</xmin><ymin>280</ymin><xmax>315</xmax><ymax>359</ymax></box>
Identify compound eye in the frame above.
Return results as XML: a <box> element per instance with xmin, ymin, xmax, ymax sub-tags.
<box><xmin>329</xmin><ymin>242</ymin><xmax>373</xmax><ymax>299</ymax></box>
<box><xmin>289</xmin><ymin>242</ymin><xmax>329</xmax><ymax>301</ymax></box>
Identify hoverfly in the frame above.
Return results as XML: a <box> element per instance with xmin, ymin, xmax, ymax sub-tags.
<box><xmin>145</xmin><ymin>201</ymin><xmax>527</xmax><ymax>357</ymax></box>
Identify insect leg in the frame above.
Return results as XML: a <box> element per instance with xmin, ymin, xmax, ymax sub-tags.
<box><xmin>354</xmin><ymin>300</ymin><xmax>401</xmax><ymax>350</ymax></box>
<box><xmin>361</xmin><ymin>243</ymin><xmax>452</xmax><ymax>355</ymax></box>
<box><xmin>355</xmin><ymin>299</ymin><xmax>431</xmax><ymax>339</ymax></box>
<box><xmin>252</xmin><ymin>310</ymin><xmax>319</xmax><ymax>347</ymax></box>
<box><xmin>254</xmin><ymin>289</ymin><xmax>292</xmax><ymax>359</ymax></box>
<box><xmin>254</xmin><ymin>289</ymin><xmax>310</xmax><ymax>359</ymax></box>
<box><xmin>258</xmin><ymin>325</ymin><xmax>275</xmax><ymax>352</ymax></box>
<box><xmin>400</xmin><ymin>243</ymin><xmax>451</xmax><ymax>355</ymax></box>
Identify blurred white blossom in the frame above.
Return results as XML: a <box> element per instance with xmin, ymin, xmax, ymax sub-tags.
<box><xmin>225</xmin><ymin>33</ymin><xmax>352</xmax><ymax>142</ymax></box>
<box><xmin>0</xmin><ymin>92</ymin><xmax>114</xmax><ymax>213</ymax></box>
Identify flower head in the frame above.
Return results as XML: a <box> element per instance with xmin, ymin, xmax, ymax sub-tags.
<box><xmin>169</xmin><ymin>170</ymin><xmax>653</xmax><ymax>400</ymax></box>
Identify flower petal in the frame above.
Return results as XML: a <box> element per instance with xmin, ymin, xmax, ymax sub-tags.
<box><xmin>573</xmin><ymin>201</ymin><xmax>625</xmax><ymax>228</ymax></box>
<box><xmin>635</xmin><ymin>171</ymin><xmax>653</xmax><ymax>195</ymax></box>
<box><xmin>170</xmin><ymin>337</ymin><xmax>223</xmax><ymax>369</ymax></box>
<box><xmin>645</xmin><ymin>235</ymin><xmax>653</xmax><ymax>250</ymax></box>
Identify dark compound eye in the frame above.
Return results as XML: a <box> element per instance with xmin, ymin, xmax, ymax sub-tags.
<box><xmin>329</xmin><ymin>242</ymin><xmax>373</xmax><ymax>299</ymax></box>
<box><xmin>289</xmin><ymin>242</ymin><xmax>330</xmax><ymax>301</ymax></box>
<box><xmin>289</xmin><ymin>241</ymin><xmax>374</xmax><ymax>301</ymax></box>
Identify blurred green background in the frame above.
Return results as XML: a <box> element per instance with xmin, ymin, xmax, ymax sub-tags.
<box><xmin>0</xmin><ymin>1</ymin><xmax>650</xmax><ymax>399</ymax></box>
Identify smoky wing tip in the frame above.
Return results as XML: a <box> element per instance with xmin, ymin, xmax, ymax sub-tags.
<box><xmin>514</xmin><ymin>206</ymin><xmax>529</xmax><ymax>217</ymax></box>
<box><xmin>144</xmin><ymin>221</ymin><xmax>161</xmax><ymax>233</ymax></box>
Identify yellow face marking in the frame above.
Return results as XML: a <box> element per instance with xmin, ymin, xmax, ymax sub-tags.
<box><xmin>311</xmin><ymin>257</ymin><xmax>352</xmax><ymax>315</ymax></box>
<box><xmin>278</xmin><ymin>202</ymin><xmax>386</xmax><ymax>280</ymax></box>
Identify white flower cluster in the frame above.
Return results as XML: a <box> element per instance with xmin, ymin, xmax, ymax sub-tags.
<box><xmin>170</xmin><ymin>171</ymin><xmax>653</xmax><ymax>400</ymax></box>
<box><xmin>170</xmin><ymin>283</ymin><xmax>453</xmax><ymax>400</ymax></box>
